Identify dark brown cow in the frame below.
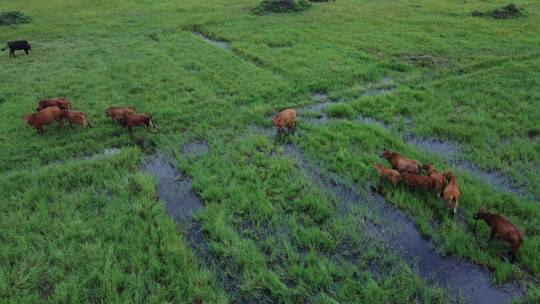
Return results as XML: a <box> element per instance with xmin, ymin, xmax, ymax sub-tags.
<box><xmin>381</xmin><ymin>149</ymin><xmax>421</xmax><ymax>174</ymax></box>
<box><xmin>36</xmin><ymin>98</ymin><xmax>71</xmax><ymax>111</ymax></box>
<box><xmin>115</xmin><ymin>113</ymin><xmax>155</xmax><ymax>134</ymax></box>
<box><xmin>473</xmin><ymin>209</ymin><xmax>524</xmax><ymax>263</ymax></box>
<box><xmin>22</xmin><ymin>106</ymin><xmax>63</xmax><ymax>134</ymax></box>
<box><xmin>61</xmin><ymin>110</ymin><xmax>92</xmax><ymax>128</ymax></box>
<box><xmin>105</xmin><ymin>106</ymin><xmax>135</xmax><ymax>122</ymax></box>
<box><xmin>400</xmin><ymin>172</ymin><xmax>434</xmax><ymax>191</ymax></box>
<box><xmin>423</xmin><ymin>163</ymin><xmax>447</xmax><ymax>197</ymax></box>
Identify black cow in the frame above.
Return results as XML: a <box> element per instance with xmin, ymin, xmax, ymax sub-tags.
<box><xmin>2</xmin><ymin>40</ymin><xmax>31</xmax><ymax>57</ymax></box>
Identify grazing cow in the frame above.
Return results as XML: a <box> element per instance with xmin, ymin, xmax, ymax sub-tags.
<box><xmin>105</xmin><ymin>106</ymin><xmax>136</xmax><ymax>122</ymax></box>
<box><xmin>373</xmin><ymin>163</ymin><xmax>400</xmax><ymax>188</ymax></box>
<box><xmin>473</xmin><ymin>209</ymin><xmax>523</xmax><ymax>263</ymax></box>
<box><xmin>22</xmin><ymin>106</ymin><xmax>62</xmax><ymax>134</ymax></box>
<box><xmin>442</xmin><ymin>171</ymin><xmax>460</xmax><ymax>216</ymax></box>
<box><xmin>2</xmin><ymin>40</ymin><xmax>31</xmax><ymax>57</ymax></box>
<box><xmin>400</xmin><ymin>172</ymin><xmax>434</xmax><ymax>191</ymax></box>
<box><xmin>115</xmin><ymin>113</ymin><xmax>155</xmax><ymax>134</ymax></box>
<box><xmin>36</xmin><ymin>98</ymin><xmax>71</xmax><ymax>111</ymax></box>
<box><xmin>272</xmin><ymin>109</ymin><xmax>296</xmax><ymax>134</ymax></box>
<box><xmin>61</xmin><ymin>110</ymin><xmax>92</xmax><ymax>128</ymax></box>
<box><xmin>381</xmin><ymin>149</ymin><xmax>421</xmax><ymax>174</ymax></box>
<box><xmin>423</xmin><ymin>163</ymin><xmax>447</xmax><ymax>197</ymax></box>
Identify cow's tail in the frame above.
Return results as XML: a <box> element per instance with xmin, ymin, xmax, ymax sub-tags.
<box><xmin>451</xmin><ymin>196</ymin><xmax>458</xmax><ymax>215</ymax></box>
<box><xmin>148</xmin><ymin>114</ymin><xmax>155</xmax><ymax>128</ymax></box>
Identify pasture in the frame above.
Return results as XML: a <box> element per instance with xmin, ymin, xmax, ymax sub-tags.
<box><xmin>1</xmin><ymin>0</ymin><xmax>539</xmax><ymax>303</ymax></box>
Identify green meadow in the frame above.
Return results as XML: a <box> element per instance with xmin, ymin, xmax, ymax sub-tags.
<box><xmin>1</xmin><ymin>0</ymin><xmax>539</xmax><ymax>303</ymax></box>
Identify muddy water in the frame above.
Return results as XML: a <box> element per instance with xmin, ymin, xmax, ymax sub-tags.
<box><xmin>142</xmin><ymin>153</ymin><xmax>203</xmax><ymax>222</ymax></box>
<box><xmin>193</xmin><ymin>31</ymin><xmax>230</xmax><ymax>50</ymax></box>
<box><xmin>283</xmin><ymin>145</ymin><xmax>521</xmax><ymax>304</ymax></box>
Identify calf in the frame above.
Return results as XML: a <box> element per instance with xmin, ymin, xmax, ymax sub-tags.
<box><xmin>400</xmin><ymin>172</ymin><xmax>433</xmax><ymax>191</ymax></box>
<box><xmin>381</xmin><ymin>149</ymin><xmax>421</xmax><ymax>174</ymax></box>
<box><xmin>423</xmin><ymin>163</ymin><xmax>447</xmax><ymax>197</ymax></box>
<box><xmin>36</xmin><ymin>98</ymin><xmax>71</xmax><ymax>111</ymax></box>
<box><xmin>473</xmin><ymin>209</ymin><xmax>523</xmax><ymax>263</ymax></box>
<box><xmin>106</xmin><ymin>106</ymin><xmax>135</xmax><ymax>122</ymax></box>
<box><xmin>115</xmin><ymin>113</ymin><xmax>155</xmax><ymax>134</ymax></box>
<box><xmin>272</xmin><ymin>109</ymin><xmax>296</xmax><ymax>134</ymax></box>
<box><xmin>22</xmin><ymin>106</ymin><xmax>62</xmax><ymax>134</ymax></box>
<box><xmin>373</xmin><ymin>163</ymin><xmax>400</xmax><ymax>187</ymax></box>
<box><xmin>61</xmin><ymin>110</ymin><xmax>92</xmax><ymax>128</ymax></box>
<box><xmin>2</xmin><ymin>40</ymin><xmax>31</xmax><ymax>57</ymax></box>
<box><xmin>442</xmin><ymin>171</ymin><xmax>460</xmax><ymax>216</ymax></box>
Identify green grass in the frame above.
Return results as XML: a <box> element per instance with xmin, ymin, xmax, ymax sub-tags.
<box><xmin>1</xmin><ymin>0</ymin><xmax>540</xmax><ymax>302</ymax></box>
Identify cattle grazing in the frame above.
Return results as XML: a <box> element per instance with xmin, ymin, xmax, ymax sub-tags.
<box><xmin>473</xmin><ymin>209</ymin><xmax>523</xmax><ymax>263</ymax></box>
<box><xmin>36</xmin><ymin>98</ymin><xmax>71</xmax><ymax>111</ymax></box>
<box><xmin>105</xmin><ymin>106</ymin><xmax>136</xmax><ymax>122</ymax></box>
<box><xmin>2</xmin><ymin>40</ymin><xmax>31</xmax><ymax>57</ymax></box>
<box><xmin>115</xmin><ymin>113</ymin><xmax>155</xmax><ymax>134</ymax></box>
<box><xmin>381</xmin><ymin>149</ymin><xmax>421</xmax><ymax>174</ymax></box>
<box><xmin>400</xmin><ymin>172</ymin><xmax>434</xmax><ymax>191</ymax></box>
<box><xmin>373</xmin><ymin>163</ymin><xmax>400</xmax><ymax>188</ymax></box>
<box><xmin>61</xmin><ymin>110</ymin><xmax>92</xmax><ymax>128</ymax></box>
<box><xmin>442</xmin><ymin>171</ymin><xmax>460</xmax><ymax>216</ymax></box>
<box><xmin>423</xmin><ymin>163</ymin><xmax>447</xmax><ymax>197</ymax></box>
<box><xmin>272</xmin><ymin>109</ymin><xmax>296</xmax><ymax>134</ymax></box>
<box><xmin>22</xmin><ymin>106</ymin><xmax>63</xmax><ymax>134</ymax></box>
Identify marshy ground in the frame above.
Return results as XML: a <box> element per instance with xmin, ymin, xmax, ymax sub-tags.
<box><xmin>1</xmin><ymin>0</ymin><xmax>540</xmax><ymax>303</ymax></box>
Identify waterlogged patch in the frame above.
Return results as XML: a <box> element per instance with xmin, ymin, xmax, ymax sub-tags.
<box><xmin>192</xmin><ymin>31</ymin><xmax>230</xmax><ymax>50</ymax></box>
<box><xmin>142</xmin><ymin>153</ymin><xmax>203</xmax><ymax>221</ymax></box>
<box><xmin>0</xmin><ymin>12</ymin><xmax>31</xmax><ymax>26</ymax></box>
<box><xmin>181</xmin><ymin>141</ymin><xmax>209</xmax><ymax>158</ymax></box>
<box><xmin>283</xmin><ymin>145</ymin><xmax>522</xmax><ymax>304</ymax></box>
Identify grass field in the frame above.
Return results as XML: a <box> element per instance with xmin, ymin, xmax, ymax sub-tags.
<box><xmin>1</xmin><ymin>0</ymin><xmax>539</xmax><ymax>303</ymax></box>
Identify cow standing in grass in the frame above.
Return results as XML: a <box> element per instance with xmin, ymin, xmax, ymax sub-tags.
<box><xmin>473</xmin><ymin>209</ymin><xmax>523</xmax><ymax>263</ymax></box>
<box><xmin>373</xmin><ymin>163</ymin><xmax>400</xmax><ymax>188</ymax></box>
<box><xmin>423</xmin><ymin>163</ymin><xmax>447</xmax><ymax>197</ymax></box>
<box><xmin>381</xmin><ymin>149</ymin><xmax>421</xmax><ymax>174</ymax></box>
<box><xmin>61</xmin><ymin>110</ymin><xmax>92</xmax><ymax>128</ymax></box>
<box><xmin>36</xmin><ymin>98</ymin><xmax>71</xmax><ymax>111</ymax></box>
<box><xmin>442</xmin><ymin>171</ymin><xmax>460</xmax><ymax>216</ymax></box>
<box><xmin>22</xmin><ymin>106</ymin><xmax>63</xmax><ymax>134</ymax></box>
<box><xmin>106</xmin><ymin>106</ymin><xmax>136</xmax><ymax>122</ymax></box>
<box><xmin>115</xmin><ymin>113</ymin><xmax>155</xmax><ymax>134</ymax></box>
<box><xmin>272</xmin><ymin>109</ymin><xmax>296</xmax><ymax>134</ymax></box>
<box><xmin>2</xmin><ymin>40</ymin><xmax>31</xmax><ymax>57</ymax></box>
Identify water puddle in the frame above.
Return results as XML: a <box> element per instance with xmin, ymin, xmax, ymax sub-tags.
<box><xmin>142</xmin><ymin>153</ymin><xmax>203</xmax><ymax>222</ymax></box>
<box><xmin>193</xmin><ymin>31</ymin><xmax>230</xmax><ymax>50</ymax></box>
<box><xmin>283</xmin><ymin>144</ymin><xmax>521</xmax><ymax>304</ymax></box>
<box><xmin>84</xmin><ymin>148</ymin><xmax>122</xmax><ymax>161</ymax></box>
<box><xmin>181</xmin><ymin>141</ymin><xmax>209</xmax><ymax>158</ymax></box>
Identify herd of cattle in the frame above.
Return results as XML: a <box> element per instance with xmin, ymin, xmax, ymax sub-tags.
<box><xmin>9</xmin><ymin>40</ymin><xmax>524</xmax><ymax>264</ymax></box>
<box><xmin>22</xmin><ymin>98</ymin><xmax>155</xmax><ymax>134</ymax></box>
<box><xmin>271</xmin><ymin>108</ymin><xmax>524</xmax><ymax>263</ymax></box>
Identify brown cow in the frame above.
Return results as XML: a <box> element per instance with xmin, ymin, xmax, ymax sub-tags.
<box><xmin>373</xmin><ymin>163</ymin><xmax>400</xmax><ymax>188</ymax></box>
<box><xmin>381</xmin><ymin>149</ymin><xmax>421</xmax><ymax>174</ymax></box>
<box><xmin>115</xmin><ymin>113</ymin><xmax>155</xmax><ymax>134</ymax></box>
<box><xmin>423</xmin><ymin>163</ymin><xmax>447</xmax><ymax>197</ymax></box>
<box><xmin>22</xmin><ymin>106</ymin><xmax>63</xmax><ymax>134</ymax></box>
<box><xmin>61</xmin><ymin>110</ymin><xmax>92</xmax><ymax>128</ymax></box>
<box><xmin>442</xmin><ymin>171</ymin><xmax>460</xmax><ymax>216</ymax></box>
<box><xmin>272</xmin><ymin>109</ymin><xmax>296</xmax><ymax>134</ymax></box>
<box><xmin>105</xmin><ymin>106</ymin><xmax>136</xmax><ymax>122</ymax></box>
<box><xmin>473</xmin><ymin>209</ymin><xmax>523</xmax><ymax>263</ymax></box>
<box><xmin>36</xmin><ymin>98</ymin><xmax>71</xmax><ymax>111</ymax></box>
<box><xmin>400</xmin><ymin>172</ymin><xmax>434</xmax><ymax>191</ymax></box>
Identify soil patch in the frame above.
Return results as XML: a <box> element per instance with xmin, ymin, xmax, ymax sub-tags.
<box><xmin>472</xmin><ymin>4</ymin><xmax>522</xmax><ymax>19</ymax></box>
<box><xmin>0</xmin><ymin>12</ymin><xmax>31</xmax><ymax>26</ymax></box>
<box><xmin>253</xmin><ymin>0</ymin><xmax>312</xmax><ymax>15</ymax></box>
